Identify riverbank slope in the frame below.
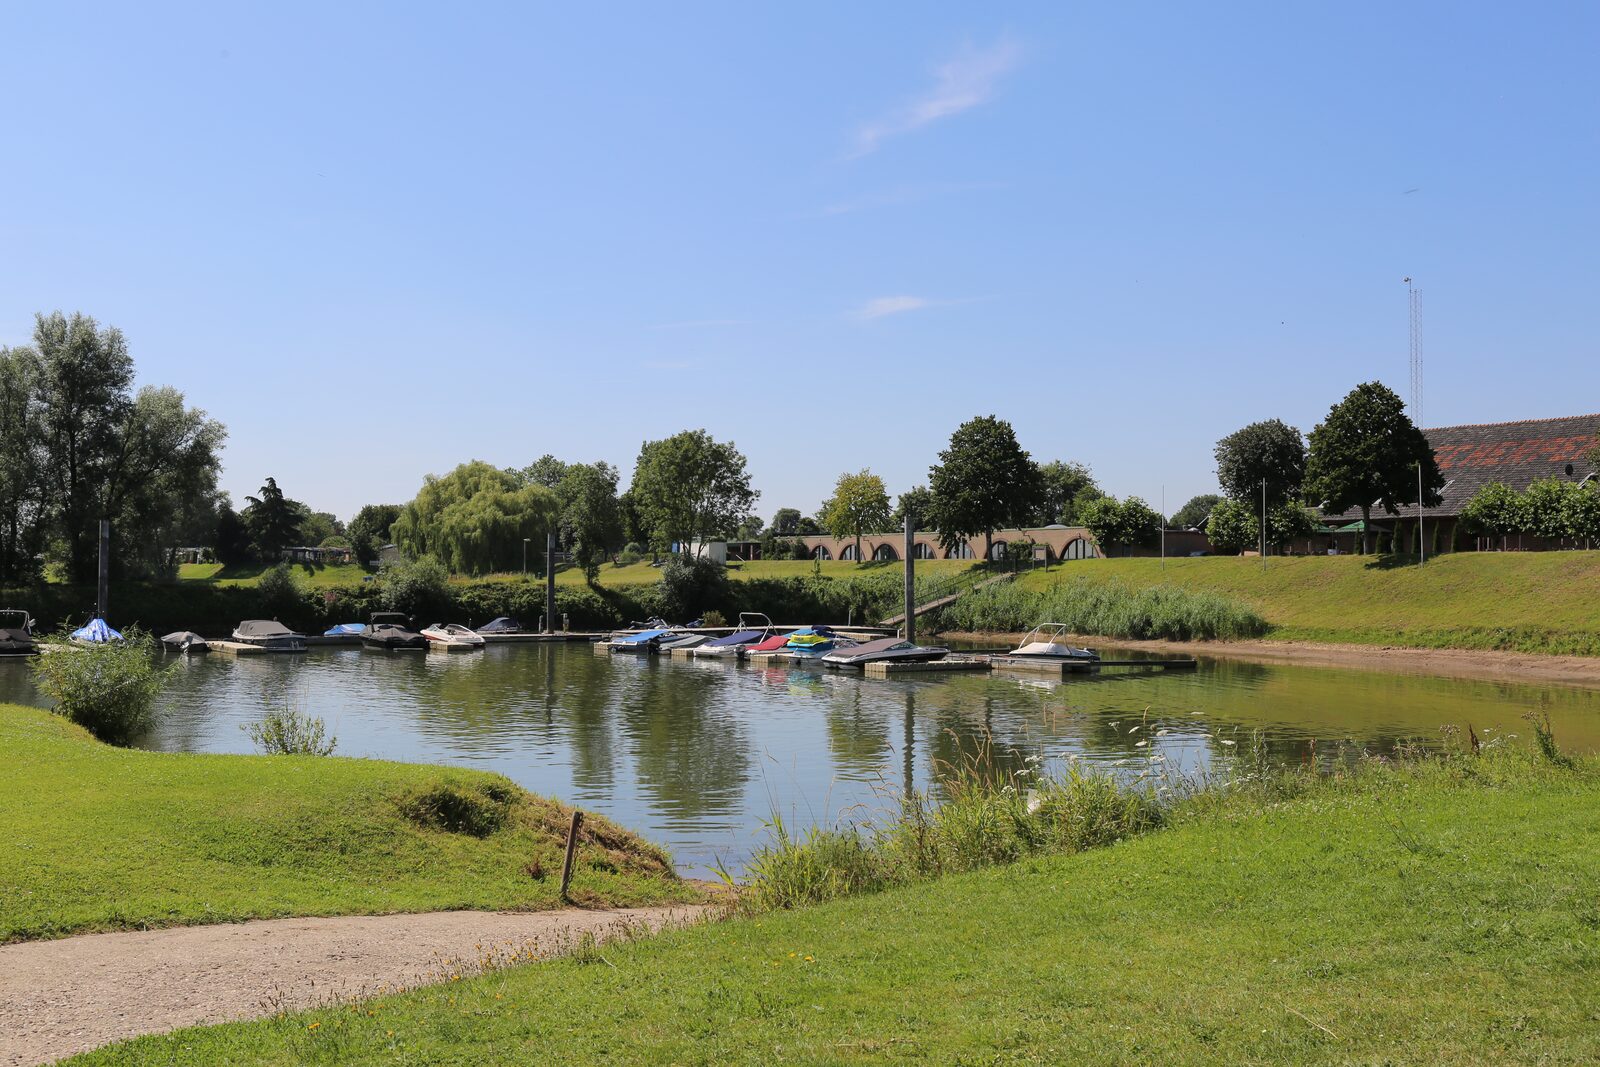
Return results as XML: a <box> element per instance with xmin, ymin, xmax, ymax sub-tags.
<box><xmin>0</xmin><ymin>705</ymin><xmax>696</xmax><ymax>944</ymax></box>
<box><xmin>1007</xmin><ymin>553</ymin><xmax>1600</xmax><ymax>655</ymax></box>
<box><xmin>72</xmin><ymin>751</ymin><xmax>1600</xmax><ymax>1065</ymax></box>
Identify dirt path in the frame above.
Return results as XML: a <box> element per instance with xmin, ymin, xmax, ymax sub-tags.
<box><xmin>945</xmin><ymin>631</ymin><xmax>1600</xmax><ymax>688</ymax></box>
<box><xmin>0</xmin><ymin>905</ymin><xmax>708</xmax><ymax>1066</ymax></box>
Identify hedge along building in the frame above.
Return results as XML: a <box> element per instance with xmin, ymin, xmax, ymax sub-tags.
<box><xmin>1316</xmin><ymin>413</ymin><xmax>1600</xmax><ymax>553</ymax></box>
<box><xmin>785</xmin><ymin>525</ymin><xmax>1212</xmax><ymax>563</ymax></box>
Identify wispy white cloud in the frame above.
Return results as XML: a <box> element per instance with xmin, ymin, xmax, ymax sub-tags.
<box><xmin>855</xmin><ymin>295</ymin><xmax>932</xmax><ymax>320</ymax></box>
<box><xmin>852</xmin><ymin>38</ymin><xmax>1022</xmax><ymax>156</ymax></box>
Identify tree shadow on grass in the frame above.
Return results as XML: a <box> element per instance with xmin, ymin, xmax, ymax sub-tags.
<box><xmin>1364</xmin><ymin>553</ymin><xmax>1424</xmax><ymax>571</ymax></box>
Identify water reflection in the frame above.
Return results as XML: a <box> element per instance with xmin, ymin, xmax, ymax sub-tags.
<box><xmin>0</xmin><ymin>643</ymin><xmax>1596</xmax><ymax>876</ymax></box>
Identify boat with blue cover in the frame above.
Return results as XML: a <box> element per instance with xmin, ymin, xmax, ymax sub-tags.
<box><xmin>694</xmin><ymin>613</ymin><xmax>775</xmax><ymax>658</ymax></box>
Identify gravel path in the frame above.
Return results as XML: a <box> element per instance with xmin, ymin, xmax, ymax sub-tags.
<box><xmin>0</xmin><ymin>906</ymin><xmax>708</xmax><ymax>1066</ymax></box>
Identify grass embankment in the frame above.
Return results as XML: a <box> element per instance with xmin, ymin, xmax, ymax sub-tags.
<box><xmin>1008</xmin><ymin>553</ymin><xmax>1600</xmax><ymax>654</ymax></box>
<box><xmin>937</xmin><ymin>575</ymin><xmax>1268</xmax><ymax>641</ymax></box>
<box><xmin>77</xmin><ymin>747</ymin><xmax>1600</xmax><ymax>1064</ymax></box>
<box><xmin>177</xmin><ymin>562</ymin><xmax>372</xmax><ymax>589</ymax></box>
<box><xmin>0</xmin><ymin>705</ymin><xmax>694</xmax><ymax>944</ymax></box>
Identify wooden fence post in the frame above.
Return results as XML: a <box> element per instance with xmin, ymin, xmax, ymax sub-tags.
<box><xmin>560</xmin><ymin>810</ymin><xmax>584</xmax><ymax>903</ymax></box>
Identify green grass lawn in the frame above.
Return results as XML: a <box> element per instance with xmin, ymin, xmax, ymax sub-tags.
<box><xmin>1019</xmin><ymin>553</ymin><xmax>1600</xmax><ymax>654</ymax></box>
<box><xmin>177</xmin><ymin>562</ymin><xmax>374</xmax><ymax>589</ymax></box>
<box><xmin>76</xmin><ymin>752</ymin><xmax>1600</xmax><ymax>1064</ymax></box>
<box><xmin>0</xmin><ymin>705</ymin><xmax>695</xmax><ymax>943</ymax></box>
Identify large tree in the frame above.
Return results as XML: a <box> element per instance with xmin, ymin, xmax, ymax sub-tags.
<box><xmin>1035</xmin><ymin>460</ymin><xmax>1101</xmax><ymax>526</ymax></box>
<box><xmin>243</xmin><ymin>477</ymin><xmax>305</xmax><ymax>560</ymax></box>
<box><xmin>556</xmin><ymin>461</ymin><xmax>624</xmax><ymax>582</ymax></box>
<box><xmin>28</xmin><ymin>313</ymin><xmax>225</xmax><ymax>580</ymax></box>
<box><xmin>1214</xmin><ymin>419</ymin><xmax>1306</xmax><ymax>518</ymax></box>
<box><xmin>347</xmin><ymin>503</ymin><xmax>402</xmax><ymax>564</ymax></box>
<box><xmin>628</xmin><ymin>430</ymin><xmax>758</xmax><ymax>553</ymax></box>
<box><xmin>1080</xmin><ymin>495</ymin><xmax>1161</xmax><ymax>556</ymax></box>
<box><xmin>819</xmin><ymin>469</ymin><xmax>892</xmax><ymax>562</ymax></box>
<box><xmin>1170</xmin><ymin>493</ymin><xmax>1222</xmax><ymax>530</ymax></box>
<box><xmin>1304</xmin><ymin>382</ymin><xmax>1443</xmax><ymax>554</ymax></box>
<box><xmin>522</xmin><ymin>455</ymin><xmax>569</xmax><ymax>490</ymax></box>
<box><xmin>391</xmin><ymin>461</ymin><xmax>560</xmax><ymax>575</ymax></box>
<box><xmin>1458</xmin><ymin>482</ymin><xmax>1525</xmax><ymax>551</ymax></box>
<box><xmin>926</xmin><ymin>416</ymin><xmax>1043</xmax><ymax>559</ymax></box>
<box><xmin>891</xmin><ymin>485</ymin><xmax>935</xmax><ymax>530</ymax></box>
<box><xmin>0</xmin><ymin>346</ymin><xmax>45</xmax><ymax>582</ymax></box>
<box><xmin>767</xmin><ymin>507</ymin><xmax>804</xmax><ymax>537</ymax></box>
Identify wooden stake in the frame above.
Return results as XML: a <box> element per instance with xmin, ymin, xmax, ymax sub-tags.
<box><xmin>560</xmin><ymin>809</ymin><xmax>584</xmax><ymax>903</ymax></box>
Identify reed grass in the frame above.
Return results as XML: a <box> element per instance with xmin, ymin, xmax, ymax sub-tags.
<box><xmin>934</xmin><ymin>575</ymin><xmax>1268</xmax><ymax>641</ymax></box>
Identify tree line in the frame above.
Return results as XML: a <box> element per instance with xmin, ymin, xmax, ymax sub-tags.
<box><xmin>0</xmin><ymin>313</ymin><xmax>225</xmax><ymax>584</ymax></box>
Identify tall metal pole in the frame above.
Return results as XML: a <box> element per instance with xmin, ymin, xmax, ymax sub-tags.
<box><xmin>1160</xmin><ymin>485</ymin><xmax>1165</xmax><ymax>567</ymax></box>
<box><xmin>545</xmin><ymin>531</ymin><xmax>556</xmax><ymax>633</ymax></box>
<box><xmin>96</xmin><ymin>519</ymin><xmax>110</xmax><ymax>620</ymax></box>
<box><xmin>903</xmin><ymin>513</ymin><xmax>915</xmax><ymax>644</ymax></box>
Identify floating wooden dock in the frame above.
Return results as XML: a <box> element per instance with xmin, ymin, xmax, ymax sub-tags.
<box><xmin>988</xmin><ymin>654</ymin><xmax>1196</xmax><ymax>675</ymax></box>
<box><xmin>482</xmin><ymin>632</ymin><xmax>604</xmax><ymax>644</ymax></box>
<box><xmin>863</xmin><ymin>656</ymin><xmax>990</xmax><ymax>678</ymax></box>
<box><xmin>206</xmin><ymin>640</ymin><xmax>303</xmax><ymax>656</ymax></box>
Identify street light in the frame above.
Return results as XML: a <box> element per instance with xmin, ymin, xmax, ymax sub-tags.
<box><xmin>523</xmin><ymin>538</ymin><xmax>531</xmax><ymax>575</ymax></box>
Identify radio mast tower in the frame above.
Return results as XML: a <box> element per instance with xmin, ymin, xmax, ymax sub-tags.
<box><xmin>1404</xmin><ymin>277</ymin><xmax>1423</xmax><ymax>427</ymax></box>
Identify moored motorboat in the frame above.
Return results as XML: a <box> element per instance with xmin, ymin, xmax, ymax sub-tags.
<box><xmin>160</xmin><ymin>630</ymin><xmax>209</xmax><ymax>654</ymax></box>
<box><xmin>476</xmin><ymin>616</ymin><xmax>523</xmax><ymax>634</ymax></box>
<box><xmin>1006</xmin><ymin>623</ymin><xmax>1098</xmax><ymax>663</ymax></box>
<box><xmin>785</xmin><ymin>626</ymin><xmax>856</xmax><ymax>659</ymax></box>
<box><xmin>71</xmin><ymin>618</ymin><xmax>124</xmax><ymax>646</ymax></box>
<box><xmin>0</xmin><ymin>610</ymin><xmax>38</xmax><ymax>656</ymax></box>
<box><xmin>656</xmin><ymin>632</ymin><xmax>708</xmax><ymax>653</ymax></box>
<box><xmin>362</xmin><ymin>613</ymin><xmax>427</xmax><ymax>650</ymax></box>
<box><xmin>605</xmin><ymin>628</ymin><xmax>670</xmax><ymax>653</ymax></box>
<box><xmin>821</xmin><ymin>637</ymin><xmax>950</xmax><ymax>668</ymax></box>
<box><xmin>232</xmin><ymin>619</ymin><xmax>306</xmax><ymax>651</ymax></box>
<box><xmin>694</xmin><ymin>613</ymin><xmax>774</xmax><ymax>658</ymax></box>
<box><xmin>421</xmin><ymin>623</ymin><xmax>486</xmax><ymax>651</ymax></box>
<box><xmin>743</xmin><ymin>632</ymin><xmax>794</xmax><ymax>655</ymax></box>
<box><xmin>323</xmin><ymin>623</ymin><xmax>365</xmax><ymax>637</ymax></box>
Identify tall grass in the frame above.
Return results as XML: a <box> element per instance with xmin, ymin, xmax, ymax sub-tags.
<box><xmin>934</xmin><ymin>576</ymin><xmax>1268</xmax><ymax>640</ymax></box>
<box><xmin>733</xmin><ymin>721</ymin><xmax>1587</xmax><ymax>915</ymax></box>
<box><xmin>730</xmin><ymin>741</ymin><xmax>1164</xmax><ymax>912</ymax></box>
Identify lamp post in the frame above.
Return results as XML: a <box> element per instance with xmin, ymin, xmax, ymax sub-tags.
<box><xmin>523</xmin><ymin>538</ymin><xmax>531</xmax><ymax>576</ymax></box>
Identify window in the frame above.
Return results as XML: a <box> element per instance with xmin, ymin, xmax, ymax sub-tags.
<box><xmin>947</xmin><ymin>541</ymin><xmax>974</xmax><ymax>559</ymax></box>
<box><xmin>912</xmin><ymin>542</ymin><xmax>936</xmax><ymax>559</ymax></box>
<box><xmin>873</xmin><ymin>543</ymin><xmax>898</xmax><ymax>561</ymax></box>
<box><xmin>812</xmin><ymin>545</ymin><xmax>831</xmax><ymax>560</ymax></box>
<box><xmin>840</xmin><ymin>544</ymin><xmax>859</xmax><ymax>560</ymax></box>
<box><xmin>988</xmin><ymin>540</ymin><xmax>1009</xmax><ymax>561</ymax></box>
<box><xmin>1062</xmin><ymin>537</ymin><xmax>1092</xmax><ymax>560</ymax></box>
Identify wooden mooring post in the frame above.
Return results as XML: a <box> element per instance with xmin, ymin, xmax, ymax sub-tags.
<box><xmin>559</xmin><ymin>809</ymin><xmax>584</xmax><ymax>902</ymax></box>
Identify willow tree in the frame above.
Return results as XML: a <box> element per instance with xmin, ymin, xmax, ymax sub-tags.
<box><xmin>391</xmin><ymin>461</ymin><xmax>560</xmax><ymax>575</ymax></box>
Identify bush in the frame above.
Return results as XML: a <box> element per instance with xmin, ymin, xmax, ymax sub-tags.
<box><xmin>398</xmin><ymin>776</ymin><xmax>520</xmax><ymax>837</ymax></box>
<box><xmin>379</xmin><ymin>556</ymin><xmax>451</xmax><ymax>619</ymax></box>
<box><xmin>657</xmin><ymin>554</ymin><xmax>730</xmax><ymax>622</ymax></box>
<box><xmin>617</xmin><ymin>543</ymin><xmax>646</xmax><ymax>566</ymax></box>
<box><xmin>31</xmin><ymin>628</ymin><xmax>169</xmax><ymax>744</ymax></box>
<box><xmin>255</xmin><ymin>562</ymin><xmax>304</xmax><ymax>618</ymax></box>
<box><xmin>243</xmin><ymin>706</ymin><xmax>336</xmax><ymax>755</ymax></box>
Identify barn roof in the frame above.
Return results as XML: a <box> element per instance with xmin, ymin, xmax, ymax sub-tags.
<box><xmin>1323</xmin><ymin>413</ymin><xmax>1600</xmax><ymax>520</ymax></box>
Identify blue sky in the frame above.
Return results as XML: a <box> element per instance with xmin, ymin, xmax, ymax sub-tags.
<box><xmin>3</xmin><ymin>2</ymin><xmax>1596</xmax><ymax>523</ymax></box>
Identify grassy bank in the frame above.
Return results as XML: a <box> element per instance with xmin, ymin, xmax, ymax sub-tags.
<box><xmin>0</xmin><ymin>705</ymin><xmax>694</xmax><ymax>943</ymax></box>
<box><xmin>1013</xmin><ymin>553</ymin><xmax>1600</xmax><ymax>654</ymax></box>
<box><xmin>76</xmin><ymin>747</ymin><xmax>1600</xmax><ymax>1064</ymax></box>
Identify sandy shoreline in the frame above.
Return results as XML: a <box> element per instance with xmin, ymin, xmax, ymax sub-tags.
<box><xmin>940</xmin><ymin>631</ymin><xmax>1600</xmax><ymax>689</ymax></box>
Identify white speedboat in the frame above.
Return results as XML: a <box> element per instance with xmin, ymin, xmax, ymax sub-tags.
<box><xmin>421</xmin><ymin>623</ymin><xmax>486</xmax><ymax>651</ymax></box>
<box><xmin>1007</xmin><ymin>623</ymin><xmax>1098</xmax><ymax>662</ymax></box>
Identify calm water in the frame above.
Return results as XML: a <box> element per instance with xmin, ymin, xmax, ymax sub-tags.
<box><xmin>4</xmin><ymin>643</ymin><xmax>1597</xmax><ymax>876</ymax></box>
